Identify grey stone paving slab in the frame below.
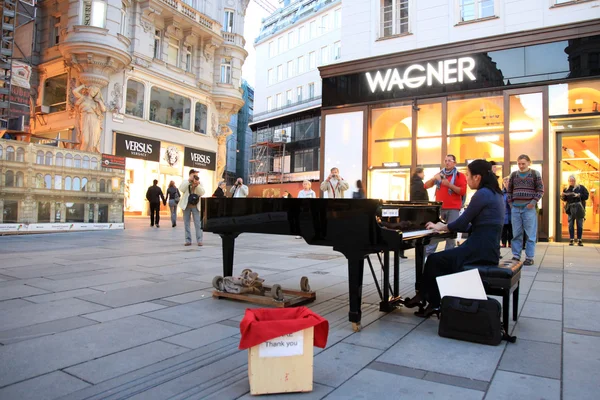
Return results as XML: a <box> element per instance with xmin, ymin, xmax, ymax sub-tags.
<box><xmin>342</xmin><ymin>320</ymin><xmax>414</xmax><ymax>350</ymax></box>
<box><xmin>499</xmin><ymin>339</ymin><xmax>561</xmax><ymax>379</ymax></box>
<box><xmin>0</xmin><ymin>297</ymin><xmax>107</xmax><ymax>331</ymax></box>
<box><xmin>485</xmin><ymin>370</ymin><xmax>560</xmax><ymax>400</ymax></box>
<box><xmin>27</xmin><ymin>271</ymin><xmax>156</xmax><ymax>292</ymax></box>
<box><xmin>313</xmin><ymin>342</ymin><xmax>383</xmax><ymax>387</ymax></box>
<box><xmin>0</xmin><ymin>298</ymin><xmax>33</xmax><ymax>310</ymax></box>
<box><xmin>377</xmin><ymin>319</ymin><xmax>506</xmax><ymax>382</ymax></box>
<box><xmin>0</xmin><ymin>315</ymin><xmax>189</xmax><ymax>387</ymax></box>
<box><xmin>325</xmin><ymin>368</ymin><xmax>484</xmax><ymax>399</ymax></box>
<box><xmin>525</xmin><ymin>289</ymin><xmax>563</xmax><ymax>304</ymax></box>
<box><xmin>564</xmin><ymin>298</ymin><xmax>600</xmax><ymax>332</ymax></box>
<box><xmin>163</xmin><ymin>289</ymin><xmax>212</xmax><ymax>303</ymax></box>
<box><xmin>143</xmin><ymin>298</ymin><xmax>248</xmax><ymax>328</ymax></box>
<box><xmin>83</xmin><ymin>302</ymin><xmax>166</xmax><ymax>322</ymax></box>
<box><xmin>563</xmin><ymin>333</ymin><xmax>600</xmax><ymax>400</ymax></box>
<box><xmin>64</xmin><ymin>341</ymin><xmax>190</xmax><ymax>384</ymax></box>
<box><xmin>0</xmin><ymin>284</ymin><xmax>50</xmax><ymax>301</ymax></box>
<box><xmin>25</xmin><ymin>288</ymin><xmax>102</xmax><ymax>303</ymax></box>
<box><xmin>79</xmin><ymin>280</ymin><xmax>207</xmax><ymax>307</ymax></box>
<box><xmin>236</xmin><ymin>382</ymin><xmax>334</xmax><ymax>399</ymax></box>
<box><xmin>367</xmin><ymin>361</ymin><xmax>427</xmax><ymax>379</ymax></box>
<box><xmin>520</xmin><ymin>301</ymin><xmax>563</xmax><ymax>321</ymax></box>
<box><xmin>46</xmin><ymin>269</ymin><xmax>113</xmax><ymax>280</ymax></box>
<box><xmin>564</xmin><ymin>275</ymin><xmax>600</xmax><ymax>301</ymax></box>
<box><xmin>0</xmin><ymin>371</ymin><xmax>90</xmax><ymax>400</ymax></box>
<box><xmin>424</xmin><ymin>371</ymin><xmax>488</xmax><ymax>391</ymax></box>
<box><xmin>162</xmin><ymin>323</ymin><xmax>239</xmax><ymax>349</ymax></box>
<box><xmin>531</xmin><ymin>281</ymin><xmax>562</xmax><ymax>292</ymax></box>
<box><xmin>0</xmin><ymin>316</ymin><xmax>98</xmax><ymax>345</ymax></box>
<box><xmin>380</xmin><ymin>307</ymin><xmax>423</xmax><ymax>325</ymax></box>
<box><xmin>512</xmin><ymin>317</ymin><xmax>562</xmax><ymax>344</ymax></box>
<box><xmin>90</xmin><ymin>279</ymin><xmax>156</xmax><ymax>292</ymax></box>
<box><xmin>535</xmin><ymin>271</ymin><xmax>563</xmax><ymax>282</ymax></box>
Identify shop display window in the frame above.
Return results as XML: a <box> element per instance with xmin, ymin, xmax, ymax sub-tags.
<box><xmin>65</xmin><ymin>203</ymin><xmax>85</xmax><ymax>223</ymax></box>
<box><xmin>3</xmin><ymin>200</ymin><xmax>18</xmax><ymax>223</ymax></box>
<box><xmin>125</xmin><ymin>79</ymin><xmax>145</xmax><ymax>118</ymax></box>
<box><xmin>416</xmin><ymin>103</ymin><xmax>442</xmax><ymax>166</ymax></box>
<box><xmin>549</xmin><ymin>80</ymin><xmax>600</xmax><ymax>116</ymax></box>
<box><xmin>509</xmin><ymin>92</ymin><xmax>543</xmax><ymax>161</ymax></box>
<box><xmin>38</xmin><ymin>202</ymin><xmax>51</xmax><ymax>223</ymax></box>
<box><xmin>98</xmin><ymin>204</ymin><xmax>109</xmax><ymax>223</ymax></box>
<box><xmin>149</xmin><ymin>86</ymin><xmax>191</xmax><ymax>130</ymax></box>
<box><xmin>371</xmin><ymin>105</ymin><xmax>412</xmax><ymax>167</ymax></box>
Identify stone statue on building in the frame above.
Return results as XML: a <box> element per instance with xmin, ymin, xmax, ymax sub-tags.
<box><xmin>73</xmin><ymin>85</ymin><xmax>106</xmax><ymax>153</ymax></box>
<box><xmin>215</xmin><ymin>124</ymin><xmax>233</xmax><ymax>181</ymax></box>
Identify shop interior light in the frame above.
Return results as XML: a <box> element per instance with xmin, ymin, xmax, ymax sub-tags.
<box><xmin>388</xmin><ymin>140</ymin><xmax>410</xmax><ymax>148</ymax></box>
<box><xmin>575</xmin><ymin>99</ymin><xmax>584</xmax><ymax>105</ymax></box>
<box><xmin>475</xmin><ymin>135</ymin><xmax>501</xmax><ymax>142</ymax></box>
<box><xmin>416</xmin><ymin>138</ymin><xmax>441</xmax><ymax>148</ymax></box>
<box><xmin>583</xmin><ymin>150</ymin><xmax>600</xmax><ymax>164</ymax></box>
<box><xmin>462</xmin><ymin>126</ymin><xmax>504</xmax><ymax>132</ymax></box>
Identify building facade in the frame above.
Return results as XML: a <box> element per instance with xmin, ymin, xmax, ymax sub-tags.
<box><xmin>31</xmin><ymin>0</ymin><xmax>250</xmax><ymax>216</ymax></box>
<box><xmin>249</xmin><ymin>0</ymin><xmax>341</xmax><ymax>188</ymax></box>
<box><xmin>320</xmin><ymin>0</ymin><xmax>600</xmax><ymax>242</ymax></box>
<box><xmin>224</xmin><ymin>78</ymin><xmax>253</xmax><ymax>184</ymax></box>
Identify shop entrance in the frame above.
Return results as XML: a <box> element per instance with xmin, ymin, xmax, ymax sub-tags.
<box><xmin>369</xmin><ymin>168</ymin><xmax>411</xmax><ymax>200</ymax></box>
<box><xmin>557</xmin><ymin>132</ymin><xmax>600</xmax><ymax>243</ymax></box>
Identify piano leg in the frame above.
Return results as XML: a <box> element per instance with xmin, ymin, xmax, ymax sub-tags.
<box><xmin>219</xmin><ymin>233</ymin><xmax>240</xmax><ymax>277</ymax></box>
<box><xmin>415</xmin><ymin>242</ymin><xmax>424</xmax><ymax>291</ymax></box>
<box><xmin>347</xmin><ymin>255</ymin><xmax>365</xmax><ymax>332</ymax></box>
<box><xmin>393</xmin><ymin>250</ymin><xmax>400</xmax><ymax>297</ymax></box>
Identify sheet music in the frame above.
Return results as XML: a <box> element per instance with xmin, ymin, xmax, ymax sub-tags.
<box><xmin>402</xmin><ymin>229</ymin><xmax>434</xmax><ymax>239</ymax></box>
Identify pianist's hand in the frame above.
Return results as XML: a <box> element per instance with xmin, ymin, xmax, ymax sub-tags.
<box><xmin>426</xmin><ymin>221</ymin><xmax>448</xmax><ymax>233</ymax></box>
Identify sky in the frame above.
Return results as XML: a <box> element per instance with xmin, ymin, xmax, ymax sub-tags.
<box><xmin>242</xmin><ymin>1</ymin><xmax>275</xmax><ymax>88</ymax></box>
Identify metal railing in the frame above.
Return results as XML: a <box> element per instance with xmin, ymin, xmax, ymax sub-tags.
<box><xmin>253</xmin><ymin>95</ymin><xmax>321</xmax><ymax>120</ymax></box>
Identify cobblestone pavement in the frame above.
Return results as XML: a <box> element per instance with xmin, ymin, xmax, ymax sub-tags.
<box><xmin>0</xmin><ymin>217</ymin><xmax>599</xmax><ymax>399</ymax></box>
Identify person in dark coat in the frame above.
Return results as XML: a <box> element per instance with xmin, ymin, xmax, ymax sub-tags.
<box><xmin>353</xmin><ymin>180</ymin><xmax>366</xmax><ymax>199</ymax></box>
<box><xmin>410</xmin><ymin>167</ymin><xmax>429</xmax><ymax>201</ymax></box>
<box><xmin>404</xmin><ymin>160</ymin><xmax>504</xmax><ymax>318</ymax></box>
<box><xmin>501</xmin><ymin>176</ymin><xmax>512</xmax><ymax>248</ymax></box>
<box><xmin>146</xmin><ymin>179</ymin><xmax>166</xmax><ymax>228</ymax></box>
<box><xmin>212</xmin><ymin>181</ymin><xmax>227</xmax><ymax>198</ymax></box>
<box><xmin>561</xmin><ymin>175</ymin><xmax>589</xmax><ymax>246</ymax></box>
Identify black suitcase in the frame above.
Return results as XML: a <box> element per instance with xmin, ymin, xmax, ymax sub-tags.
<box><xmin>438</xmin><ymin>296</ymin><xmax>516</xmax><ymax>346</ymax></box>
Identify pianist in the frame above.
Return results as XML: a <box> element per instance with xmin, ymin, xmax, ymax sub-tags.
<box><xmin>404</xmin><ymin>159</ymin><xmax>504</xmax><ymax>318</ymax></box>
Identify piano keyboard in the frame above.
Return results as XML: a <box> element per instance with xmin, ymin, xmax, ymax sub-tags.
<box><xmin>402</xmin><ymin>229</ymin><xmax>435</xmax><ymax>239</ymax></box>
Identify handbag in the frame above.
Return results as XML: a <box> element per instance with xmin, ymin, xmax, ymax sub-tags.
<box><xmin>173</xmin><ymin>189</ymin><xmax>180</xmax><ymax>204</ymax></box>
<box><xmin>438</xmin><ymin>296</ymin><xmax>516</xmax><ymax>346</ymax></box>
<box><xmin>188</xmin><ymin>185</ymin><xmax>200</xmax><ymax>206</ymax></box>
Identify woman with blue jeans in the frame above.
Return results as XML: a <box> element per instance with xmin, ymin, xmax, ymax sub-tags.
<box><xmin>561</xmin><ymin>175</ymin><xmax>589</xmax><ymax>246</ymax></box>
<box><xmin>165</xmin><ymin>181</ymin><xmax>180</xmax><ymax>227</ymax></box>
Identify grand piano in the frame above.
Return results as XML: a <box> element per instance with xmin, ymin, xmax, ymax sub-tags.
<box><xmin>202</xmin><ymin>198</ymin><xmax>453</xmax><ymax>331</ymax></box>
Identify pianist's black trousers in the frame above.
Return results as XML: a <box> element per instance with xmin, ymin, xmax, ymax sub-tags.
<box><xmin>421</xmin><ymin>224</ymin><xmax>501</xmax><ymax>308</ymax></box>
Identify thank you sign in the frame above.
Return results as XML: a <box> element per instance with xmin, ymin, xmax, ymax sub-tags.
<box><xmin>258</xmin><ymin>330</ymin><xmax>304</xmax><ymax>358</ymax></box>
<box><xmin>115</xmin><ymin>133</ymin><xmax>160</xmax><ymax>162</ymax></box>
<box><xmin>184</xmin><ymin>147</ymin><xmax>216</xmax><ymax>171</ymax></box>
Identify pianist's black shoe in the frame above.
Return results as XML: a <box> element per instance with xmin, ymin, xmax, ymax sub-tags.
<box><xmin>414</xmin><ymin>304</ymin><xmax>440</xmax><ymax>319</ymax></box>
<box><xmin>403</xmin><ymin>294</ymin><xmax>424</xmax><ymax>309</ymax></box>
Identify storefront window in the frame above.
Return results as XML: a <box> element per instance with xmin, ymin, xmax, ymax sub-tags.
<box><xmin>371</xmin><ymin>105</ymin><xmax>412</xmax><ymax>167</ymax></box>
<box><xmin>43</xmin><ymin>74</ymin><xmax>68</xmax><ymax>113</ymax></box>
<box><xmin>509</xmin><ymin>92</ymin><xmax>543</xmax><ymax>161</ymax></box>
<box><xmin>149</xmin><ymin>86</ymin><xmax>191</xmax><ymax>130</ymax></box>
<box><xmin>194</xmin><ymin>102</ymin><xmax>208</xmax><ymax>134</ymax></box>
<box><xmin>98</xmin><ymin>204</ymin><xmax>109</xmax><ymax>222</ymax></box>
<box><xmin>549</xmin><ymin>80</ymin><xmax>600</xmax><ymax>116</ymax></box>
<box><xmin>125</xmin><ymin>79</ymin><xmax>144</xmax><ymax>118</ymax></box>
<box><xmin>56</xmin><ymin>152</ymin><xmax>63</xmax><ymax>166</ymax></box>
<box><xmin>417</xmin><ymin>103</ymin><xmax>442</xmax><ymax>166</ymax></box>
<box><xmin>65</xmin><ymin>203</ymin><xmax>85</xmax><ymax>222</ymax></box>
<box><xmin>3</xmin><ymin>200</ymin><xmax>18</xmax><ymax>223</ymax></box>
<box><xmin>16</xmin><ymin>147</ymin><xmax>24</xmax><ymax>161</ymax></box>
<box><xmin>38</xmin><ymin>202</ymin><xmax>51</xmax><ymax>222</ymax></box>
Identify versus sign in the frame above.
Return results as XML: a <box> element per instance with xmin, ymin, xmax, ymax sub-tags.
<box><xmin>365</xmin><ymin>57</ymin><xmax>476</xmax><ymax>93</ymax></box>
<box><xmin>115</xmin><ymin>133</ymin><xmax>160</xmax><ymax>162</ymax></box>
<box><xmin>184</xmin><ymin>147</ymin><xmax>216</xmax><ymax>171</ymax></box>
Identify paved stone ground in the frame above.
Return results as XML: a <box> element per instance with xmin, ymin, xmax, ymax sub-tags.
<box><xmin>0</xmin><ymin>217</ymin><xmax>599</xmax><ymax>400</ymax></box>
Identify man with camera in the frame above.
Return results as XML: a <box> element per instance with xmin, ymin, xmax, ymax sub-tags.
<box><xmin>320</xmin><ymin>167</ymin><xmax>350</xmax><ymax>198</ymax></box>
<box><xmin>179</xmin><ymin>169</ymin><xmax>206</xmax><ymax>246</ymax></box>
<box><xmin>230</xmin><ymin>177</ymin><xmax>249</xmax><ymax>198</ymax></box>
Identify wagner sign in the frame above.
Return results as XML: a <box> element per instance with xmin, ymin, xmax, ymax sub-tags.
<box><xmin>365</xmin><ymin>57</ymin><xmax>477</xmax><ymax>93</ymax></box>
<box><xmin>114</xmin><ymin>133</ymin><xmax>160</xmax><ymax>162</ymax></box>
<box><xmin>184</xmin><ymin>147</ymin><xmax>216</xmax><ymax>171</ymax></box>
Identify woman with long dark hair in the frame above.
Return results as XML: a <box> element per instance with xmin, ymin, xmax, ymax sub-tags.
<box><xmin>165</xmin><ymin>180</ymin><xmax>181</xmax><ymax>227</ymax></box>
<box><xmin>404</xmin><ymin>159</ymin><xmax>505</xmax><ymax>318</ymax></box>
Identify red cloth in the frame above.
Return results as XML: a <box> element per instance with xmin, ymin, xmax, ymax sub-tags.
<box><xmin>238</xmin><ymin>307</ymin><xmax>329</xmax><ymax>350</ymax></box>
<box><xmin>435</xmin><ymin>172</ymin><xmax>467</xmax><ymax>210</ymax></box>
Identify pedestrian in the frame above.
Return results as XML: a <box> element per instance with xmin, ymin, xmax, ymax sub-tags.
<box><xmin>165</xmin><ymin>180</ymin><xmax>181</xmax><ymax>227</ymax></box>
<box><xmin>230</xmin><ymin>177</ymin><xmax>249</xmax><ymax>198</ymax></box>
<box><xmin>423</xmin><ymin>155</ymin><xmax>467</xmax><ymax>255</ymax></box>
<box><xmin>298</xmin><ymin>180</ymin><xmax>316</xmax><ymax>198</ymax></box>
<box><xmin>507</xmin><ymin>154</ymin><xmax>544</xmax><ymax>265</ymax></box>
<box><xmin>320</xmin><ymin>167</ymin><xmax>349</xmax><ymax>198</ymax></box>
<box><xmin>501</xmin><ymin>176</ymin><xmax>512</xmax><ymax>248</ymax></box>
<box><xmin>353</xmin><ymin>180</ymin><xmax>366</xmax><ymax>199</ymax></box>
<box><xmin>561</xmin><ymin>175</ymin><xmax>589</xmax><ymax>246</ymax></box>
<box><xmin>212</xmin><ymin>181</ymin><xmax>227</xmax><ymax>198</ymax></box>
<box><xmin>282</xmin><ymin>190</ymin><xmax>293</xmax><ymax>198</ymax></box>
<box><xmin>145</xmin><ymin>179</ymin><xmax>165</xmax><ymax>228</ymax></box>
<box><xmin>410</xmin><ymin>167</ymin><xmax>429</xmax><ymax>201</ymax></box>
<box><xmin>179</xmin><ymin>169</ymin><xmax>206</xmax><ymax>246</ymax></box>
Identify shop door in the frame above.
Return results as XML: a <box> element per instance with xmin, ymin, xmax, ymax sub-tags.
<box><xmin>557</xmin><ymin>132</ymin><xmax>600</xmax><ymax>242</ymax></box>
<box><xmin>369</xmin><ymin>168</ymin><xmax>411</xmax><ymax>201</ymax></box>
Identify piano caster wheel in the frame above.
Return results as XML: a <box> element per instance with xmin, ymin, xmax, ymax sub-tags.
<box><xmin>300</xmin><ymin>276</ymin><xmax>311</xmax><ymax>292</ymax></box>
<box><xmin>212</xmin><ymin>276</ymin><xmax>224</xmax><ymax>291</ymax></box>
<box><xmin>352</xmin><ymin>322</ymin><xmax>362</xmax><ymax>332</ymax></box>
<box><xmin>271</xmin><ymin>284</ymin><xmax>284</xmax><ymax>301</ymax></box>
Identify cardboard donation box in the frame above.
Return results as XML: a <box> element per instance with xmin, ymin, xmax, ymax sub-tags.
<box><xmin>239</xmin><ymin>307</ymin><xmax>329</xmax><ymax>396</ymax></box>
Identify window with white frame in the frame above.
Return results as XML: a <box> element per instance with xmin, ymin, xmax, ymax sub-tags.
<box><xmin>334</xmin><ymin>9</ymin><xmax>341</xmax><ymax>28</ymax></box>
<box><xmin>277</xmin><ymin>64</ymin><xmax>283</xmax><ymax>81</ymax></box>
<box><xmin>309</xmin><ymin>52</ymin><xmax>316</xmax><ymax>69</ymax></box>
<box><xmin>308</xmin><ymin>82</ymin><xmax>315</xmax><ymax>99</ymax></box>
<box><xmin>278</xmin><ymin>36</ymin><xmax>285</xmax><ymax>53</ymax></box>
<box><xmin>267</xmin><ymin>96</ymin><xmax>273</xmax><ymax>111</ymax></box>
<box><xmin>51</xmin><ymin>16</ymin><xmax>61</xmax><ymax>46</ymax></box>
<box><xmin>149</xmin><ymin>86</ymin><xmax>191</xmax><ymax>130</ymax></box>
<box><xmin>268</xmin><ymin>68</ymin><xmax>274</xmax><ymax>85</ymax></box>
<box><xmin>320</xmin><ymin>46</ymin><xmax>329</xmax><ymax>66</ymax></box>
<box><xmin>287</xmin><ymin>60</ymin><xmax>294</xmax><ymax>78</ymax></box>
<box><xmin>223</xmin><ymin>9</ymin><xmax>234</xmax><ymax>32</ymax></box>
<box><xmin>298</xmin><ymin>26</ymin><xmax>305</xmax><ymax>43</ymax></box>
<box><xmin>459</xmin><ymin>0</ymin><xmax>494</xmax><ymax>22</ymax></box>
<box><xmin>220</xmin><ymin>59</ymin><xmax>232</xmax><ymax>83</ymax></box>
<box><xmin>286</xmin><ymin>90</ymin><xmax>293</xmax><ymax>105</ymax></box>
<box><xmin>194</xmin><ymin>102</ymin><xmax>208</xmax><ymax>134</ymax></box>
<box><xmin>154</xmin><ymin>30</ymin><xmax>162</xmax><ymax>59</ymax></box>
<box><xmin>43</xmin><ymin>74</ymin><xmax>67</xmax><ymax>113</ymax></box>
<box><xmin>297</xmin><ymin>86</ymin><xmax>302</xmax><ymax>102</ymax></box>
<box><xmin>321</xmin><ymin>14</ymin><xmax>329</xmax><ymax>32</ymax></box>
<box><xmin>333</xmin><ymin>41</ymin><xmax>341</xmax><ymax>60</ymax></box>
<box><xmin>380</xmin><ymin>0</ymin><xmax>409</xmax><ymax>37</ymax></box>
<box><xmin>288</xmin><ymin>31</ymin><xmax>295</xmax><ymax>49</ymax></box>
<box><xmin>167</xmin><ymin>37</ymin><xmax>180</xmax><ymax>67</ymax></box>
<box><xmin>276</xmin><ymin>93</ymin><xmax>282</xmax><ymax>108</ymax></box>
<box><xmin>184</xmin><ymin>45</ymin><xmax>192</xmax><ymax>72</ymax></box>
<box><xmin>269</xmin><ymin>41</ymin><xmax>276</xmax><ymax>57</ymax></box>
<box><xmin>81</xmin><ymin>0</ymin><xmax>107</xmax><ymax>28</ymax></box>
<box><xmin>309</xmin><ymin>21</ymin><xmax>316</xmax><ymax>39</ymax></box>
<box><xmin>120</xmin><ymin>2</ymin><xmax>127</xmax><ymax>35</ymax></box>
<box><xmin>125</xmin><ymin>79</ymin><xmax>144</xmax><ymax>118</ymax></box>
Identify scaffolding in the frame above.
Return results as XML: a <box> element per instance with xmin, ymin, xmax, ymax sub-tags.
<box><xmin>249</xmin><ymin>125</ymin><xmax>291</xmax><ymax>184</ymax></box>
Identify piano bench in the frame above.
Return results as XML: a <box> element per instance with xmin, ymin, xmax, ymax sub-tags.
<box><xmin>462</xmin><ymin>259</ymin><xmax>523</xmax><ymax>333</ymax></box>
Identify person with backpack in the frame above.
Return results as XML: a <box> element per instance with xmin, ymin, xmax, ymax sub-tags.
<box><xmin>423</xmin><ymin>155</ymin><xmax>467</xmax><ymax>256</ymax></box>
<box><xmin>165</xmin><ymin>180</ymin><xmax>181</xmax><ymax>228</ymax></box>
<box><xmin>507</xmin><ymin>154</ymin><xmax>544</xmax><ymax>265</ymax></box>
<box><xmin>179</xmin><ymin>169</ymin><xmax>206</xmax><ymax>246</ymax></box>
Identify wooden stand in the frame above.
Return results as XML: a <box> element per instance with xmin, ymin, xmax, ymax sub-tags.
<box><xmin>248</xmin><ymin>327</ymin><xmax>314</xmax><ymax>395</ymax></box>
<box><xmin>212</xmin><ymin>286</ymin><xmax>316</xmax><ymax>308</ymax></box>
